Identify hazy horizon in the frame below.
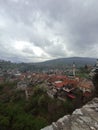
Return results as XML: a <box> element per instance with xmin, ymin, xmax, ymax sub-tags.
<box><xmin>0</xmin><ymin>56</ymin><xmax>97</xmax><ymax>64</ymax></box>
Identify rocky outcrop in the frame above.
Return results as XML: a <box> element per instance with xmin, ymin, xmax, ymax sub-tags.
<box><xmin>41</xmin><ymin>98</ymin><xmax>98</xmax><ymax>130</ymax></box>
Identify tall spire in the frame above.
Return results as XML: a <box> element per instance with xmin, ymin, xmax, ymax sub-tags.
<box><xmin>72</xmin><ymin>62</ymin><xmax>76</xmax><ymax>77</ymax></box>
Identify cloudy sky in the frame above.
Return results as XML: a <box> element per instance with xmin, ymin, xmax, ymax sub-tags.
<box><xmin>0</xmin><ymin>0</ymin><xmax>98</xmax><ymax>62</ymax></box>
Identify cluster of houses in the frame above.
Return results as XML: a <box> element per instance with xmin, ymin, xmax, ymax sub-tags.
<box><xmin>46</xmin><ymin>74</ymin><xmax>94</xmax><ymax>101</ymax></box>
<box><xmin>0</xmin><ymin>63</ymin><xmax>95</xmax><ymax>101</ymax></box>
<box><xmin>14</xmin><ymin>71</ymin><xmax>94</xmax><ymax>101</ymax></box>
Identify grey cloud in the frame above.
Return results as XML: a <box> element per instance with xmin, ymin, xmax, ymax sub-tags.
<box><xmin>0</xmin><ymin>0</ymin><xmax>98</xmax><ymax>62</ymax></box>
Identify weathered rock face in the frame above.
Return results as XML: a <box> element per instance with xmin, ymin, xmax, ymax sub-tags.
<box><xmin>41</xmin><ymin>98</ymin><xmax>98</xmax><ymax>130</ymax></box>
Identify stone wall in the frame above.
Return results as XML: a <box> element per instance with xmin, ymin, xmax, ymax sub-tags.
<box><xmin>41</xmin><ymin>98</ymin><xmax>98</xmax><ymax>130</ymax></box>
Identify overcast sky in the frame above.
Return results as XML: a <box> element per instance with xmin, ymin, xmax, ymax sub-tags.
<box><xmin>0</xmin><ymin>0</ymin><xmax>98</xmax><ymax>62</ymax></box>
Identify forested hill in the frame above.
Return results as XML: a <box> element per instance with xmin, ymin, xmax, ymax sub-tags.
<box><xmin>37</xmin><ymin>57</ymin><xmax>96</xmax><ymax>66</ymax></box>
<box><xmin>0</xmin><ymin>57</ymin><xmax>96</xmax><ymax>72</ymax></box>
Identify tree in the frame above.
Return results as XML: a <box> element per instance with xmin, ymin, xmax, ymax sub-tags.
<box><xmin>33</xmin><ymin>117</ymin><xmax>48</xmax><ymax>130</ymax></box>
<box><xmin>0</xmin><ymin>116</ymin><xmax>9</xmax><ymax>130</ymax></box>
<box><xmin>93</xmin><ymin>72</ymin><xmax>98</xmax><ymax>96</ymax></box>
<box><xmin>12</xmin><ymin>114</ymin><xmax>34</xmax><ymax>130</ymax></box>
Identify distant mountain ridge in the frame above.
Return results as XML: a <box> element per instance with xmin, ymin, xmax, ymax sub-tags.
<box><xmin>0</xmin><ymin>57</ymin><xmax>96</xmax><ymax>65</ymax></box>
<box><xmin>0</xmin><ymin>57</ymin><xmax>96</xmax><ymax>72</ymax></box>
<box><xmin>36</xmin><ymin>57</ymin><xmax>96</xmax><ymax>66</ymax></box>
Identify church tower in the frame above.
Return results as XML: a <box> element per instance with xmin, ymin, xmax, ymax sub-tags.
<box><xmin>72</xmin><ymin>62</ymin><xmax>76</xmax><ymax>77</ymax></box>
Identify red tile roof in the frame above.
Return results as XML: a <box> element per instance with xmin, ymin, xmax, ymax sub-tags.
<box><xmin>54</xmin><ymin>82</ymin><xmax>64</xmax><ymax>88</ymax></box>
<box><xmin>83</xmin><ymin>91</ymin><xmax>92</xmax><ymax>97</ymax></box>
<box><xmin>67</xmin><ymin>94</ymin><xmax>76</xmax><ymax>99</ymax></box>
<box><xmin>79</xmin><ymin>79</ymin><xmax>94</xmax><ymax>89</ymax></box>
